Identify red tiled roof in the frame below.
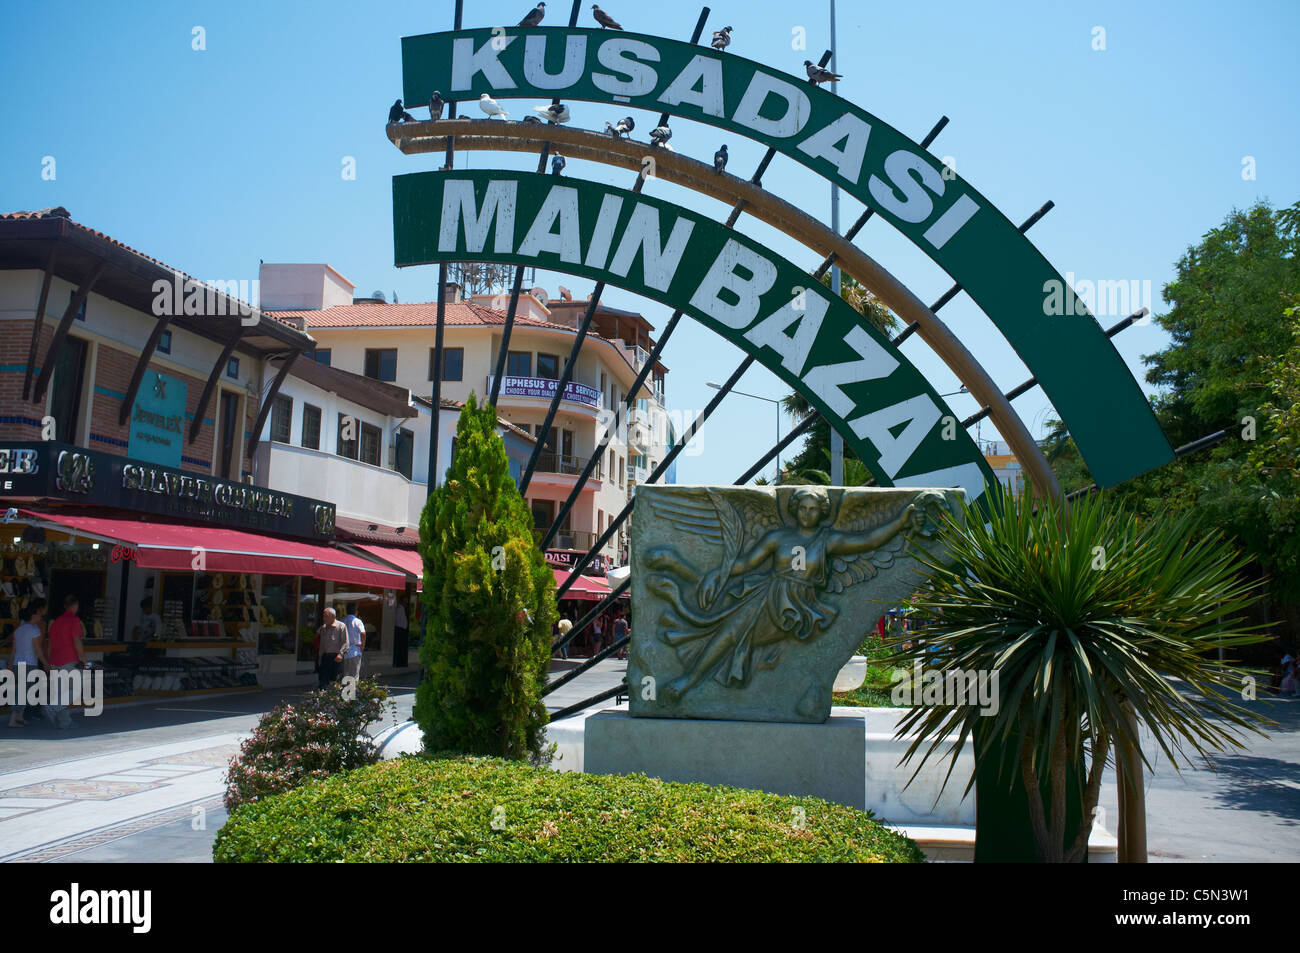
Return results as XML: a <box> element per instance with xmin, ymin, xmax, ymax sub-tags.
<box><xmin>268</xmin><ymin>300</ymin><xmax>581</xmax><ymax>333</ymax></box>
<box><xmin>2</xmin><ymin>208</ymin><xmax>300</xmax><ymax>331</ymax></box>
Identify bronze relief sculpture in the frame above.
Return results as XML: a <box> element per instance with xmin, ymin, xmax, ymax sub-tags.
<box><xmin>629</xmin><ymin>485</ymin><xmax>961</xmax><ymax>723</ymax></box>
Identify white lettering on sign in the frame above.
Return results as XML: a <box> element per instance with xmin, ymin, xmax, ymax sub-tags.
<box><xmin>923</xmin><ymin>194</ymin><xmax>981</xmax><ymax>250</ymax></box>
<box><xmin>592</xmin><ymin>38</ymin><xmax>660</xmax><ymax>97</ymax></box>
<box><xmin>690</xmin><ymin>239</ymin><xmax>778</xmax><ymax>329</ymax></box>
<box><xmin>802</xmin><ymin>326</ymin><xmax>898</xmax><ymax>417</ymax></box>
<box><xmin>450</xmin><ymin>35</ymin><xmax>517</xmax><ymax>90</ymax></box>
<box><xmin>743</xmin><ymin>293</ymin><xmax>828</xmax><ymax>375</ymax></box>
<box><xmin>731</xmin><ymin>72</ymin><xmax>810</xmax><ymax>138</ymax></box>
<box><xmin>850</xmin><ymin>394</ymin><xmax>942</xmax><ymax>478</ymax></box>
<box><xmin>894</xmin><ymin>462</ymin><xmax>986</xmax><ymax>502</ymax></box>
<box><xmin>439</xmin><ymin>179</ymin><xmax>517</xmax><ymax>254</ymax></box>
<box><xmin>658</xmin><ymin>54</ymin><xmax>726</xmax><ymax>118</ymax></box>
<box><xmin>798</xmin><ymin>112</ymin><xmax>872</xmax><ymax>184</ymax></box>
<box><xmin>584</xmin><ymin>193</ymin><xmax>625</xmax><ymax>269</ymax></box>
<box><xmin>868</xmin><ymin>149</ymin><xmax>946</xmax><ymax>224</ymax></box>
<box><xmin>607</xmin><ymin>204</ymin><xmax>695</xmax><ymax>291</ymax></box>
<box><xmin>517</xmin><ymin>186</ymin><xmax>583</xmax><ymax>263</ymax></box>
<box><xmin>523</xmin><ymin>34</ymin><xmax>587</xmax><ymax>88</ymax></box>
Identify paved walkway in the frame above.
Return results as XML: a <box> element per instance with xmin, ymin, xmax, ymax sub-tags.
<box><xmin>0</xmin><ymin>659</ymin><xmax>626</xmax><ymax>863</ymax></box>
<box><xmin>2</xmin><ymin>663</ymin><xmax>1294</xmax><ymax>863</ymax></box>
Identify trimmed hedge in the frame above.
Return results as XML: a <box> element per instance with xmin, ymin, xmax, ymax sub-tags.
<box><xmin>212</xmin><ymin>755</ymin><xmax>925</xmax><ymax>863</ymax></box>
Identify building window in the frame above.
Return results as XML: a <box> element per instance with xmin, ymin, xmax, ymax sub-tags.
<box><xmin>226</xmin><ymin>356</ymin><xmax>239</xmax><ymax>379</ymax></box>
<box><xmin>618</xmin><ymin>457</ymin><xmax>625</xmax><ymax>486</ymax></box>
<box><xmin>363</xmin><ymin>348</ymin><xmax>397</xmax><ymax>382</ymax></box>
<box><xmin>506</xmin><ymin>351</ymin><xmax>531</xmax><ymax>377</ymax></box>
<box><xmin>49</xmin><ymin>335</ymin><xmax>88</xmax><ymax>442</ymax></box>
<box><xmin>608</xmin><ymin>449</ymin><xmax>615</xmax><ymax>483</ymax></box>
<box><xmin>394</xmin><ymin>427</ymin><xmax>414</xmax><ymax>479</ymax></box>
<box><xmin>302</xmin><ymin>404</ymin><xmax>321</xmax><ymax>450</ymax></box>
<box><xmin>360</xmin><ymin>422</ymin><xmax>382</xmax><ymax>467</ymax></box>
<box><xmin>307</xmin><ymin>348</ymin><xmax>331</xmax><ymax>366</ymax></box>
<box><xmin>536</xmin><ymin>353</ymin><xmax>560</xmax><ymax>380</ymax></box>
<box><xmin>430</xmin><ymin>347</ymin><xmax>463</xmax><ymax>381</ymax></box>
<box><xmin>157</xmin><ymin>329</ymin><xmax>172</xmax><ymax>354</ymax></box>
<box><xmin>337</xmin><ymin>413</ymin><xmax>359</xmax><ymax>460</ymax></box>
<box><xmin>270</xmin><ymin>394</ymin><xmax>292</xmax><ymax>444</ymax></box>
<box><xmin>70</xmin><ymin>290</ymin><xmax>86</xmax><ymax>322</ymax></box>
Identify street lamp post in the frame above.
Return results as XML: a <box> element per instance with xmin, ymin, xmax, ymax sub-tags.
<box><xmin>708</xmin><ymin>381</ymin><xmax>782</xmax><ymax>482</ymax></box>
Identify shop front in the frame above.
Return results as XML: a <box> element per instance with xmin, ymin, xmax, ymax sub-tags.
<box><xmin>0</xmin><ymin>441</ymin><xmax>406</xmax><ymax>698</ymax></box>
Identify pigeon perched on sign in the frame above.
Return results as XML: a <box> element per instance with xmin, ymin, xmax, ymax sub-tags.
<box><xmin>479</xmin><ymin>93</ymin><xmax>509</xmax><ymax>118</ymax></box>
<box><xmin>519</xmin><ymin>2</ymin><xmax>545</xmax><ymax>27</ymax></box>
<box><xmin>649</xmin><ymin>125</ymin><xmax>672</xmax><ymax>148</ymax></box>
<box><xmin>388</xmin><ymin>99</ymin><xmax>416</xmax><ymax>124</ymax></box>
<box><xmin>429</xmin><ymin>91</ymin><xmax>444</xmax><ymax>120</ymax></box>
<box><xmin>612</xmin><ymin>116</ymin><xmax>634</xmax><ymax>138</ymax></box>
<box><xmin>711</xmin><ymin>26</ymin><xmax>732</xmax><ymax>51</ymax></box>
<box><xmin>592</xmin><ymin>4</ymin><xmax>623</xmax><ymax>29</ymax></box>
<box><xmin>551</xmin><ymin>154</ymin><xmax>567</xmax><ymax>176</ymax></box>
<box><xmin>714</xmin><ymin>144</ymin><xmax>728</xmax><ymax>173</ymax></box>
<box><xmin>804</xmin><ymin>60</ymin><xmax>842</xmax><ymax>85</ymax></box>
<box><xmin>534</xmin><ymin>102</ymin><xmax>571</xmax><ymax>123</ymax></box>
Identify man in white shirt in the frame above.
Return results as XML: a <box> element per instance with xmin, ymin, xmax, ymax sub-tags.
<box><xmin>342</xmin><ymin>603</ymin><xmax>366</xmax><ymax>679</ymax></box>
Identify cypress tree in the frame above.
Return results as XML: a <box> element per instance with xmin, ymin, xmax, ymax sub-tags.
<box><xmin>415</xmin><ymin>394</ymin><xmax>557</xmax><ymax>761</ymax></box>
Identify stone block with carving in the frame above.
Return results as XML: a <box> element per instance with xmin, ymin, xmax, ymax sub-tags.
<box><xmin>628</xmin><ymin>484</ymin><xmax>963</xmax><ymax>724</ymax></box>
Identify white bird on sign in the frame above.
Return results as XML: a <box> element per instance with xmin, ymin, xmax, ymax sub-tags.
<box><xmin>479</xmin><ymin>93</ymin><xmax>509</xmax><ymax>119</ymax></box>
<box><xmin>649</xmin><ymin>125</ymin><xmax>672</xmax><ymax>148</ymax></box>
<box><xmin>711</xmin><ymin>26</ymin><xmax>732</xmax><ymax>51</ymax></box>
<box><xmin>533</xmin><ymin>102</ymin><xmax>570</xmax><ymax>123</ymax></box>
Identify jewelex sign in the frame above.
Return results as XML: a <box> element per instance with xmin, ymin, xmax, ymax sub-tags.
<box><xmin>0</xmin><ymin>442</ymin><xmax>336</xmax><ymax>539</ymax></box>
<box><xmin>394</xmin><ymin>170</ymin><xmax>996</xmax><ymax>502</ymax></box>
<box><xmin>127</xmin><ymin>370</ymin><xmax>186</xmax><ymax>468</ymax></box>
<box><xmin>399</xmin><ymin>28</ymin><xmax>1173</xmax><ymax>488</ymax></box>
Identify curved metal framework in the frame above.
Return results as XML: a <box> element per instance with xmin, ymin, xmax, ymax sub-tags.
<box><xmin>390</xmin><ymin>119</ymin><xmax>1061</xmax><ymax>499</ymax></box>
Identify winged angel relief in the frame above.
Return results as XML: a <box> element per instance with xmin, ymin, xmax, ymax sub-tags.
<box><xmin>633</xmin><ymin>485</ymin><xmax>955</xmax><ymax>720</ymax></box>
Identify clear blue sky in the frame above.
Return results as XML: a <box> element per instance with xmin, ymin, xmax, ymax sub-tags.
<box><xmin>2</xmin><ymin>0</ymin><xmax>1296</xmax><ymax>483</ymax></box>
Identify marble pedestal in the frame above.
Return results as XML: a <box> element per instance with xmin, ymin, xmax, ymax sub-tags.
<box><xmin>583</xmin><ymin>709</ymin><xmax>868</xmax><ymax>810</ymax></box>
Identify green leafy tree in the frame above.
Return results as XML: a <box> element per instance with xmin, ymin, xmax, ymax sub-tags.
<box><xmin>415</xmin><ymin>394</ymin><xmax>558</xmax><ymax>762</ymax></box>
<box><xmin>1048</xmin><ymin>201</ymin><xmax>1300</xmax><ymax>624</ymax></box>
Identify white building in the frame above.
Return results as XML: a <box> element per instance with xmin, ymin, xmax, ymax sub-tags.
<box><xmin>261</xmin><ymin>265</ymin><xmax>674</xmax><ymax>567</ymax></box>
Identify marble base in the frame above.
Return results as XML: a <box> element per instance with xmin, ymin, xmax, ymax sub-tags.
<box><xmin>584</xmin><ymin>709</ymin><xmax>868</xmax><ymax>809</ymax></box>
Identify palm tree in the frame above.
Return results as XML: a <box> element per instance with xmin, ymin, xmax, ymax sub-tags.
<box><xmin>892</xmin><ymin>483</ymin><xmax>1268</xmax><ymax>862</ymax></box>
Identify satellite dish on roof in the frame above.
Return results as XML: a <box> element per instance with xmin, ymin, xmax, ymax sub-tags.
<box><xmin>558</xmin><ymin>285</ymin><xmax>573</xmax><ymax>301</ymax></box>
<box><xmin>529</xmin><ymin>287</ymin><xmax>549</xmax><ymax>306</ymax></box>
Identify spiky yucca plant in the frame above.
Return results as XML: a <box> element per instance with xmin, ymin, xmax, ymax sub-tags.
<box><xmin>415</xmin><ymin>394</ymin><xmax>557</xmax><ymax>762</ymax></box>
<box><xmin>892</xmin><ymin>484</ymin><xmax>1268</xmax><ymax>863</ymax></box>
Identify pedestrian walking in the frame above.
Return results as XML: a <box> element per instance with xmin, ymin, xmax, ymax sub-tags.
<box><xmin>316</xmin><ymin>607</ymin><xmax>348</xmax><ymax>686</ymax></box>
<box><xmin>612</xmin><ymin>610</ymin><xmax>629</xmax><ymax>660</ymax></box>
<box><xmin>8</xmin><ymin>599</ymin><xmax>47</xmax><ymax>727</ymax></box>
<box><xmin>590</xmin><ymin>613</ymin><xmax>604</xmax><ymax>657</ymax></box>
<box><xmin>341</xmin><ymin>603</ymin><xmax>366</xmax><ymax>680</ymax></box>
<box><xmin>45</xmin><ymin>595</ymin><xmax>87</xmax><ymax>730</ymax></box>
<box><xmin>556</xmin><ymin>617</ymin><xmax>572</xmax><ymax>659</ymax></box>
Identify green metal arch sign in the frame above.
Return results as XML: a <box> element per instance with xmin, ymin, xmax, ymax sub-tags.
<box><xmin>400</xmin><ymin>28</ymin><xmax>1173</xmax><ymax>488</ymax></box>
<box><xmin>394</xmin><ymin>169</ymin><xmax>998</xmax><ymax>503</ymax></box>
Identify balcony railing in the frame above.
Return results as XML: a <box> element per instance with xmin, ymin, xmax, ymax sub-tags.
<box><xmin>533</xmin><ymin>452</ymin><xmax>604</xmax><ymax>481</ymax></box>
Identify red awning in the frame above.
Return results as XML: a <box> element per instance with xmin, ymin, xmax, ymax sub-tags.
<box><xmin>356</xmin><ymin>543</ymin><xmax>424</xmax><ymax>591</ymax></box>
<box><xmin>20</xmin><ymin>509</ymin><xmax>406</xmax><ymax>590</ymax></box>
<box><xmin>552</xmin><ymin>568</ymin><xmax>615</xmax><ymax>601</ymax></box>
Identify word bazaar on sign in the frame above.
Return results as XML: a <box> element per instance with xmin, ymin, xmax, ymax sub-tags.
<box><xmin>398</xmin><ymin>28</ymin><xmax>1173</xmax><ymax>489</ymax></box>
<box><xmin>394</xmin><ymin>170</ymin><xmax>995</xmax><ymax>503</ymax></box>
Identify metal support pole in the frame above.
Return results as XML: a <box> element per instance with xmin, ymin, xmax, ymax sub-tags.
<box><xmin>426</xmin><ymin>0</ymin><xmax>464</xmax><ymax>494</ymax></box>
